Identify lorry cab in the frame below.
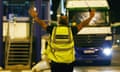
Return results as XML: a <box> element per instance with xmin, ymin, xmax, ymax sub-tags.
<box><xmin>66</xmin><ymin>0</ymin><xmax>112</xmax><ymax>65</ymax></box>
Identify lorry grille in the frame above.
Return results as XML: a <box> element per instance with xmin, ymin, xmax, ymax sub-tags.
<box><xmin>74</xmin><ymin>34</ymin><xmax>106</xmax><ymax>47</ymax></box>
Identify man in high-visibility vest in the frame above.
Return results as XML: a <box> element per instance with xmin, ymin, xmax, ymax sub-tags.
<box><xmin>29</xmin><ymin>7</ymin><xmax>95</xmax><ymax>72</ymax></box>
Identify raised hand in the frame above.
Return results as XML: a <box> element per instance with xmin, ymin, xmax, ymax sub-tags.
<box><xmin>28</xmin><ymin>7</ymin><xmax>38</xmax><ymax>18</ymax></box>
<box><xmin>89</xmin><ymin>9</ymin><xmax>95</xmax><ymax>18</ymax></box>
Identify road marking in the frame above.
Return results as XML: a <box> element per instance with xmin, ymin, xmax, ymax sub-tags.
<box><xmin>0</xmin><ymin>71</ymin><xmax>11</xmax><ymax>72</ymax></box>
<box><xmin>21</xmin><ymin>70</ymin><xmax>32</xmax><ymax>72</ymax></box>
<box><xmin>0</xmin><ymin>70</ymin><xmax>32</xmax><ymax>72</ymax></box>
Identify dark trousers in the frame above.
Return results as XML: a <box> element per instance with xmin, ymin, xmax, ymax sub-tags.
<box><xmin>50</xmin><ymin>61</ymin><xmax>74</xmax><ymax>72</ymax></box>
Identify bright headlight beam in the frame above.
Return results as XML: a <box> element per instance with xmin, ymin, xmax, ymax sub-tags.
<box><xmin>116</xmin><ymin>40</ymin><xmax>120</xmax><ymax>43</ymax></box>
<box><xmin>103</xmin><ymin>48</ymin><xmax>112</xmax><ymax>56</ymax></box>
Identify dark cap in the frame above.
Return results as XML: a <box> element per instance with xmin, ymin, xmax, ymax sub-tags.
<box><xmin>59</xmin><ymin>15</ymin><xmax>68</xmax><ymax>25</ymax></box>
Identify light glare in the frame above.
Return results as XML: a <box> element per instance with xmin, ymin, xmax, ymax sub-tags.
<box><xmin>103</xmin><ymin>48</ymin><xmax>112</xmax><ymax>56</ymax></box>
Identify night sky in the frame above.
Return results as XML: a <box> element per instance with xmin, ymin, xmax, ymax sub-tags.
<box><xmin>107</xmin><ymin>0</ymin><xmax>120</xmax><ymax>23</ymax></box>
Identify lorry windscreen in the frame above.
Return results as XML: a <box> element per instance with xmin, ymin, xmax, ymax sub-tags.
<box><xmin>69</xmin><ymin>11</ymin><xmax>109</xmax><ymax>26</ymax></box>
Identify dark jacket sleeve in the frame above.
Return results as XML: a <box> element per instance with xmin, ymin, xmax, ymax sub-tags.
<box><xmin>46</xmin><ymin>24</ymin><xmax>57</xmax><ymax>34</ymax></box>
<box><xmin>71</xmin><ymin>26</ymin><xmax>78</xmax><ymax>35</ymax></box>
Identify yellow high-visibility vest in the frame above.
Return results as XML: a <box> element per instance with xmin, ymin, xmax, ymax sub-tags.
<box><xmin>45</xmin><ymin>26</ymin><xmax>75</xmax><ymax>63</ymax></box>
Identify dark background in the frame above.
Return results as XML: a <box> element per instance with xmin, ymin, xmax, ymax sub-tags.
<box><xmin>3</xmin><ymin>0</ymin><xmax>120</xmax><ymax>23</ymax></box>
<box><xmin>107</xmin><ymin>0</ymin><xmax>120</xmax><ymax>23</ymax></box>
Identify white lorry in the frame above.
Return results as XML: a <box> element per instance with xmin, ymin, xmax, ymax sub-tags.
<box><xmin>66</xmin><ymin>0</ymin><xmax>113</xmax><ymax>65</ymax></box>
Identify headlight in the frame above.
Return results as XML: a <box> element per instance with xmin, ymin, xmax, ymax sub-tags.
<box><xmin>103</xmin><ymin>48</ymin><xmax>112</xmax><ymax>56</ymax></box>
<box><xmin>116</xmin><ymin>40</ymin><xmax>120</xmax><ymax>43</ymax></box>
